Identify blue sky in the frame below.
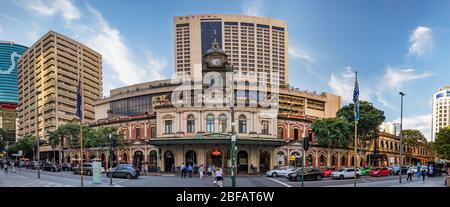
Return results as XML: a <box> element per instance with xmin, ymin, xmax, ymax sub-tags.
<box><xmin>1</xmin><ymin>0</ymin><xmax>449</xmax><ymax>140</ymax></box>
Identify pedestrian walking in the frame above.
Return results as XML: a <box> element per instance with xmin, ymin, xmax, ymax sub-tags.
<box><xmin>11</xmin><ymin>161</ymin><xmax>16</xmax><ymax>173</ymax></box>
<box><xmin>180</xmin><ymin>163</ymin><xmax>186</xmax><ymax>178</ymax></box>
<box><xmin>4</xmin><ymin>162</ymin><xmax>8</xmax><ymax>174</ymax></box>
<box><xmin>421</xmin><ymin>169</ymin><xmax>426</xmax><ymax>182</ymax></box>
<box><xmin>199</xmin><ymin>164</ymin><xmax>204</xmax><ymax>179</ymax></box>
<box><xmin>207</xmin><ymin>165</ymin><xmax>212</xmax><ymax>177</ymax></box>
<box><xmin>212</xmin><ymin>166</ymin><xmax>217</xmax><ymax>184</ymax></box>
<box><xmin>406</xmin><ymin>166</ymin><xmax>412</xmax><ymax>181</ymax></box>
<box><xmin>187</xmin><ymin>164</ymin><xmax>193</xmax><ymax>179</ymax></box>
<box><xmin>216</xmin><ymin>167</ymin><xmax>223</xmax><ymax>187</ymax></box>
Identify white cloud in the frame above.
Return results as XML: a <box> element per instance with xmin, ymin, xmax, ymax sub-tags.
<box><xmin>376</xmin><ymin>92</ymin><xmax>396</xmax><ymax>110</ymax></box>
<box><xmin>66</xmin><ymin>3</ymin><xmax>167</xmax><ymax>88</ymax></box>
<box><xmin>408</xmin><ymin>26</ymin><xmax>433</xmax><ymax>57</ymax></box>
<box><xmin>392</xmin><ymin>114</ymin><xmax>432</xmax><ymax>141</ymax></box>
<box><xmin>242</xmin><ymin>0</ymin><xmax>264</xmax><ymax>16</ymax></box>
<box><xmin>289</xmin><ymin>46</ymin><xmax>316</xmax><ymax>63</ymax></box>
<box><xmin>383</xmin><ymin>67</ymin><xmax>433</xmax><ymax>89</ymax></box>
<box><xmin>20</xmin><ymin>0</ymin><xmax>81</xmax><ymax>22</ymax></box>
<box><xmin>328</xmin><ymin>66</ymin><xmax>371</xmax><ymax>103</ymax></box>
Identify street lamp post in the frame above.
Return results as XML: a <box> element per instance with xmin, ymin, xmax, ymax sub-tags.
<box><xmin>229</xmin><ymin>65</ymin><xmax>237</xmax><ymax>187</ymax></box>
<box><xmin>35</xmin><ymin>90</ymin><xmax>41</xmax><ymax>179</ymax></box>
<box><xmin>399</xmin><ymin>92</ymin><xmax>405</xmax><ymax>184</ymax></box>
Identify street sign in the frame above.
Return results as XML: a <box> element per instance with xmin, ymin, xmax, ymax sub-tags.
<box><xmin>18</xmin><ymin>150</ymin><xmax>23</xmax><ymax>156</ymax></box>
<box><xmin>231</xmin><ymin>135</ymin><xmax>236</xmax><ymax>141</ymax></box>
<box><xmin>289</xmin><ymin>155</ymin><xmax>296</xmax><ymax>161</ymax></box>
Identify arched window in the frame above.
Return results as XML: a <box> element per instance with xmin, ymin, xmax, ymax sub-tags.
<box><xmin>206</xmin><ymin>114</ymin><xmax>215</xmax><ymax>133</ymax></box>
<box><xmin>239</xmin><ymin>115</ymin><xmax>247</xmax><ymax>133</ymax></box>
<box><xmin>135</xmin><ymin>128</ymin><xmax>141</xmax><ymax>140</ymax></box>
<box><xmin>277</xmin><ymin>127</ymin><xmax>284</xmax><ymax>139</ymax></box>
<box><xmin>308</xmin><ymin>154</ymin><xmax>313</xmax><ymax>166</ymax></box>
<box><xmin>320</xmin><ymin>155</ymin><xmax>325</xmax><ymax>166</ymax></box>
<box><xmin>294</xmin><ymin>128</ymin><xmax>299</xmax><ymax>140</ymax></box>
<box><xmin>187</xmin><ymin>115</ymin><xmax>195</xmax><ymax>133</ymax></box>
<box><xmin>219</xmin><ymin>114</ymin><xmax>227</xmax><ymax>133</ymax></box>
<box><xmin>331</xmin><ymin>155</ymin><xmax>336</xmax><ymax>166</ymax></box>
<box><xmin>261</xmin><ymin>121</ymin><xmax>269</xmax><ymax>134</ymax></box>
<box><xmin>390</xmin><ymin>142</ymin><xmax>393</xmax><ymax>150</ymax></box>
<box><xmin>381</xmin><ymin>141</ymin><xmax>384</xmax><ymax>149</ymax></box>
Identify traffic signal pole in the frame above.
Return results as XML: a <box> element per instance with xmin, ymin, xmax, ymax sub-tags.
<box><xmin>109</xmin><ymin>133</ymin><xmax>113</xmax><ymax>185</ymax></box>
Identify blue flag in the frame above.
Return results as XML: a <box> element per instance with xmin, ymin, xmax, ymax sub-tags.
<box><xmin>353</xmin><ymin>72</ymin><xmax>360</xmax><ymax>122</ymax></box>
<box><xmin>76</xmin><ymin>81</ymin><xmax>83</xmax><ymax>122</ymax></box>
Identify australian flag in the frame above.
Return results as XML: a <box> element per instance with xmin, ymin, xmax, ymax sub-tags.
<box><xmin>76</xmin><ymin>81</ymin><xmax>83</xmax><ymax>122</ymax></box>
<box><xmin>353</xmin><ymin>72</ymin><xmax>360</xmax><ymax>122</ymax></box>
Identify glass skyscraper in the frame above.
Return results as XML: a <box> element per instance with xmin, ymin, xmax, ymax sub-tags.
<box><xmin>0</xmin><ymin>41</ymin><xmax>28</xmax><ymax>104</ymax></box>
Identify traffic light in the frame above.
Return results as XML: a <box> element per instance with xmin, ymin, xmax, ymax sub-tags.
<box><xmin>303</xmin><ymin>131</ymin><xmax>312</xmax><ymax>150</ymax></box>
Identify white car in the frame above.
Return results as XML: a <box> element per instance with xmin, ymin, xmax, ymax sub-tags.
<box><xmin>411</xmin><ymin>166</ymin><xmax>427</xmax><ymax>174</ymax></box>
<box><xmin>266</xmin><ymin>166</ymin><xmax>295</xmax><ymax>177</ymax></box>
<box><xmin>330</xmin><ymin>168</ymin><xmax>361</xmax><ymax>179</ymax></box>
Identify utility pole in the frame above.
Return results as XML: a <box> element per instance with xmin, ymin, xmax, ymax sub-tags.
<box><xmin>109</xmin><ymin>133</ymin><xmax>113</xmax><ymax>185</ymax></box>
<box><xmin>35</xmin><ymin>90</ymin><xmax>41</xmax><ymax>179</ymax></box>
<box><xmin>229</xmin><ymin>65</ymin><xmax>236</xmax><ymax>187</ymax></box>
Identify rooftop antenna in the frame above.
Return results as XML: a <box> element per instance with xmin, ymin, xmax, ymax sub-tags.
<box><xmin>212</xmin><ymin>30</ymin><xmax>219</xmax><ymax>49</ymax></box>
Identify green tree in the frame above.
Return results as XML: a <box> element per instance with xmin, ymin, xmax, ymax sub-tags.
<box><xmin>434</xmin><ymin>126</ymin><xmax>450</xmax><ymax>160</ymax></box>
<box><xmin>336</xmin><ymin>101</ymin><xmax>385</xmax><ymax>152</ymax></box>
<box><xmin>402</xmin><ymin>129</ymin><xmax>427</xmax><ymax>164</ymax></box>
<box><xmin>312</xmin><ymin>117</ymin><xmax>353</xmax><ymax>167</ymax></box>
<box><xmin>0</xmin><ymin>128</ymin><xmax>7</xmax><ymax>151</ymax></box>
<box><xmin>16</xmin><ymin>135</ymin><xmax>37</xmax><ymax>160</ymax></box>
<box><xmin>48</xmin><ymin>130</ymin><xmax>61</xmax><ymax>163</ymax></box>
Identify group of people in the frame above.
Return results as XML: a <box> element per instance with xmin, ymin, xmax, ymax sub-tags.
<box><xmin>405</xmin><ymin>166</ymin><xmax>429</xmax><ymax>182</ymax></box>
<box><xmin>0</xmin><ymin>159</ymin><xmax>16</xmax><ymax>174</ymax></box>
<box><xmin>180</xmin><ymin>163</ymin><xmax>223</xmax><ymax>187</ymax></box>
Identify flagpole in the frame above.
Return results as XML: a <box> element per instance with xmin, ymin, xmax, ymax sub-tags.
<box><xmin>354</xmin><ymin>120</ymin><xmax>357</xmax><ymax>187</ymax></box>
<box><xmin>80</xmin><ymin>119</ymin><xmax>83</xmax><ymax>187</ymax></box>
<box><xmin>353</xmin><ymin>71</ymin><xmax>358</xmax><ymax>188</ymax></box>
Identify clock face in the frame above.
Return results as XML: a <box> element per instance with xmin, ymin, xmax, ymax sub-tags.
<box><xmin>211</xmin><ymin>58</ymin><xmax>222</xmax><ymax>66</ymax></box>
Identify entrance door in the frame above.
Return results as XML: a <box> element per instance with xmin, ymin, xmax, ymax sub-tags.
<box><xmin>210</xmin><ymin>148</ymin><xmax>222</xmax><ymax>168</ymax></box>
<box><xmin>133</xmin><ymin>151</ymin><xmax>144</xmax><ymax>169</ymax></box>
<box><xmin>237</xmin><ymin>151</ymin><xmax>248</xmax><ymax>172</ymax></box>
<box><xmin>185</xmin><ymin>150</ymin><xmax>197</xmax><ymax>166</ymax></box>
<box><xmin>148</xmin><ymin>151</ymin><xmax>158</xmax><ymax>172</ymax></box>
<box><xmin>164</xmin><ymin>151</ymin><xmax>175</xmax><ymax>172</ymax></box>
<box><xmin>259</xmin><ymin>151</ymin><xmax>271</xmax><ymax>173</ymax></box>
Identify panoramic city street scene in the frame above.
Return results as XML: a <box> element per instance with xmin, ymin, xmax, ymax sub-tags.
<box><xmin>0</xmin><ymin>0</ymin><xmax>450</xmax><ymax>189</ymax></box>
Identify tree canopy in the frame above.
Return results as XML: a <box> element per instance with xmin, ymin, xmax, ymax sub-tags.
<box><xmin>312</xmin><ymin>118</ymin><xmax>353</xmax><ymax>148</ymax></box>
<box><xmin>434</xmin><ymin>126</ymin><xmax>450</xmax><ymax>160</ymax></box>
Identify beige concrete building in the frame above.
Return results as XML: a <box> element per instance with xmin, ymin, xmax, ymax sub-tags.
<box><xmin>17</xmin><ymin>31</ymin><xmax>102</xmax><ymax>140</ymax></box>
<box><xmin>432</xmin><ymin>86</ymin><xmax>450</xmax><ymax>141</ymax></box>
<box><xmin>174</xmin><ymin>14</ymin><xmax>288</xmax><ymax>86</ymax></box>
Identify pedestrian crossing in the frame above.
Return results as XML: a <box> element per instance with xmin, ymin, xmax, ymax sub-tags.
<box><xmin>0</xmin><ymin>173</ymin><xmax>72</xmax><ymax>187</ymax></box>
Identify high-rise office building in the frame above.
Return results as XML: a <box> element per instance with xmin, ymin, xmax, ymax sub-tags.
<box><xmin>432</xmin><ymin>86</ymin><xmax>450</xmax><ymax>141</ymax></box>
<box><xmin>379</xmin><ymin>122</ymin><xmax>401</xmax><ymax>136</ymax></box>
<box><xmin>17</xmin><ymin>31</ymin><xmax>102</xmax><ymax>139</ymax></box>
<box><xmin>0</xmin><ymin>41</ymin><xmax>28</xmax><ymax>144</ymax></box>
<box><xmin>174</xmin><ymin>14</ymin><xmax>288</xmax><ymax>85</ymax></box>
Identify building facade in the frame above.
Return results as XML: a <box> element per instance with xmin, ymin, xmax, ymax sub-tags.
<box><xmin>0</xmin><ymin>41</ymin><xmax>28</xmax><ymax>144</ymax></box>
<box><xmin>174</xmin><ymin>14</ymin><xmax>288</xmax><ymax>86</ymax></box>
<box><xmin>17</xmin><ymin>31</ymin><xmax>102</xmax><ymax>143</ymax></box>
<box><xmin>432</xmin><ymin>86</ymin><xmax>450</xmax><ymax>141</ymax></box>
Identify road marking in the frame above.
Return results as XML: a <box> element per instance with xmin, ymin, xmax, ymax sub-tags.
<box><xmin>266</xmin><ymin>178</ymin><xmax>292</xmax><ymax>187</ymax></box>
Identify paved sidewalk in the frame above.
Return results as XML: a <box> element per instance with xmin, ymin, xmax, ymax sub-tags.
<box><xmin>0</xmin><ymin>171</ymin><xmax>122</xmax><ymax>187</ymax></box>
<box><xmin>325</xmin><ymin>176</ymin><xmax>447</xmax><ymax>187</ymax></box>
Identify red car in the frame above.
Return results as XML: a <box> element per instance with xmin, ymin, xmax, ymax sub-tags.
<box><xmin>370</xmin><ymin>167</ymin><xmax>390</xmax><ymax>177</ymax></box>
<box><xmin>322</xmin><ymin>168</ymin><xmax>337</xmax><ymax>177</ymax></box>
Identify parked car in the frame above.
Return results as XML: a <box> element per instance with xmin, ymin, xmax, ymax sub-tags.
<box><xmin>331</xmin><ymin>168</ymin><xmax>361</xmax><ymax>179</ymax></box>
<box><xmin>321</xmin><ymin>168</ymin><xmax>337</xmax><ymax>177</ymax></box>
<box><xmin>42</xmin><ymin>163</ymin><xmax>61</xmax><ymax>172</ymax></box>
<box><xmin>369</xmin><ymin>167</ymin><xmax>390</xmax><ymax>177</ymax></box>
<box><xmin>73</xmin><ymin>163</ymin><xmax>94</xmax><ymax>176</ymax></box>
<box><xmin>411</xmin><ymin>166</ymin><xmax>428</xmax><ymax>174</ymax></box>
<box><xmin>388</xmin><ymin>165</ymin><xmax>401</xmax><ymax>175</ymax></box>
<box><xmin>106</xmin><ymin>165</ymin><xmax>140</xmax><ymax>179</ymax></box>
<box><xmin>27</xmin><ymin>161</ymin><xmax>40</xmax><ymax>170</ymax></box>
<box><xmin>266</xmin><ymin>166</ymin><xmax>295</xmax><ymax>177</ymax></box>
<box><xmin>360</xmin><ymin>167</ymin><xmax>371</xmax><ymax>176</ymax></box>
<box><xmin>287</xmin><ymin>168</ymin><xmax>323</xmax><ymax>181</ymax></box>
<box><xmin>61</xmin><ymin>163</ymin><xmax>73</xmax><ymax>171</ymax></box>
